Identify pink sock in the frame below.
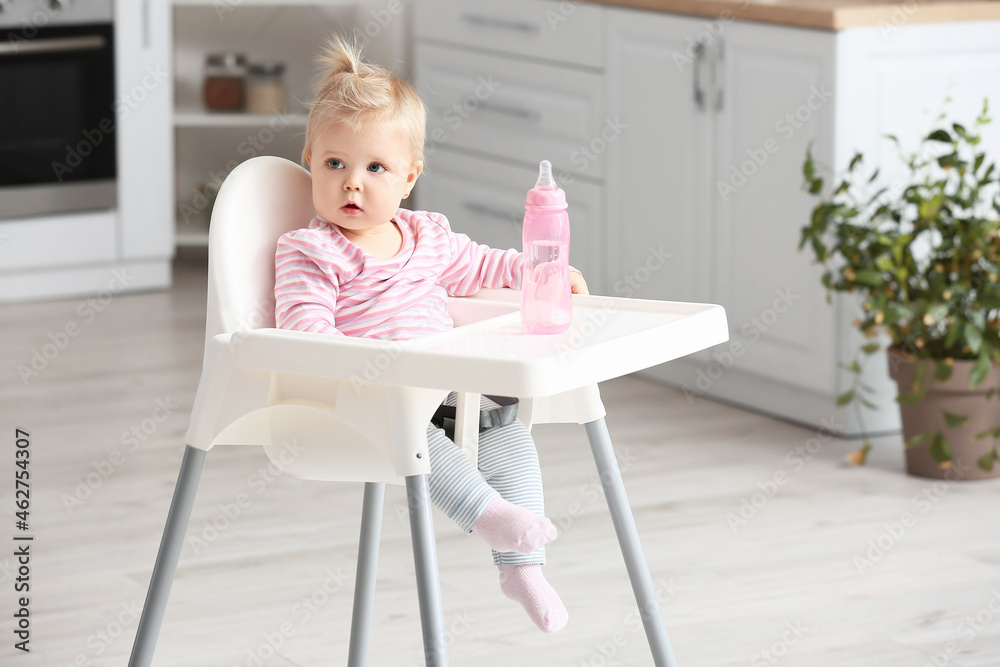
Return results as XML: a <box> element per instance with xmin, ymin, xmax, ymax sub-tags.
<box><xmin>498</xmin><ymin>564</ymin><xmax>568</xmax><ymax>633</ymax></box>
<box><xmin>472</xmin><ymin>496</ymin><xmax>557</xmax><ymax>554</ymax></box>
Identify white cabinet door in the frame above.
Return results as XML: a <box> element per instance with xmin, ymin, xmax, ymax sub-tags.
<box><xmin>605</xmin><ymin>10</ymin><xmax>713</xmax><ymax>305</ymax></box>
<box><xmin>115</xmin><ymin>0</ymin><xmax>173</xmax><ymax>261</ymax></box>
<box><xmin>608</xmin><ymin>10</ymin><xmax>839</xmax><ymax>396</ymax></box>
<box><xmin>711</xmin><ymin>23</ymin><xmax>838</xmax><ymax>394</ymax></box>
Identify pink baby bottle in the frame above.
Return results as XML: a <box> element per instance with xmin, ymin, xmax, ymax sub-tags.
<box><xmin>521</xmin><ymin>160</ymin><xmax>572</xmax><ymax>334</ymax></box>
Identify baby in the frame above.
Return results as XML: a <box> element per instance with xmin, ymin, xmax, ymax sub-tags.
<box><xmin>273</xmin><ymin>37</ymin><xmax>587</xmax><ymax>633</ymax></box>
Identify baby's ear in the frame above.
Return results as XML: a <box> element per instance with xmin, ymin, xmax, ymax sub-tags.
<box><xmin>408</xmin><ymin>161</ymin><xmax>423</xmax><ymax>184</ymax></box>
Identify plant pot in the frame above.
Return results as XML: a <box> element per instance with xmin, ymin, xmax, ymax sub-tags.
<box><xmin>888</xmin><ymin>348</ymin><xmax>1000</xmax><ymax>480</ymax></box>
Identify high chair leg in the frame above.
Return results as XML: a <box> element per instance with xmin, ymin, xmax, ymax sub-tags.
<box><xmin>348</xmin><ymin>482</ymin><xmax>385</xmax><ymax>667</ymax></box>
<box><xmin>405</xmin><ymin>474</ymin><xmax>449</xmax><ymax>667</ymax></box>
<box><xmin>129</xmin><ymin>445</ymin><xmax>208</xmax><ymax>667</ymax></box>
<box><xmin>584</xmin><ymin>418</ymin><xmax>679</xmax><ymax>667</ymax></box>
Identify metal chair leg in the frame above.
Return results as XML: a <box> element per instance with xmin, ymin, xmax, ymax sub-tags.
<box><xmin>584</xmin><ymin>418</ymin><xmax>678</xmax><ymax>667</ymax></box>
<box><xmin>129</xmin><ymin>445</ymin><xmax>208</xmax><ymax>667</ymax></box>
<box><xmin>405</xmin><ymin>474</ymin><xmax>449</xmax><ymax>667</ymax></box>
<box><xmin>348</xmin><ymin>482</ymin><xmax>385</xmax><ymax>667</ymax></box>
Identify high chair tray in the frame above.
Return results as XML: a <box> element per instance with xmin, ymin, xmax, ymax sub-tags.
<box><xmin>233</xmin><ymin>289</ymin><xmax>729</xmax><ymax>398</ymax></box>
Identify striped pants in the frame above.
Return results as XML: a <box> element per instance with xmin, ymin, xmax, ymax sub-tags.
<box><xmin>426</xmin><ymin>394</ymin><xmax>546</xmax><ymax>566</ymax></box>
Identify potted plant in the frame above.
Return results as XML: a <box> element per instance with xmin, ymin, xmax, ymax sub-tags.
<box><xmin>799</xmin><ymin>100</ymin><xmax>1000</xmax><ymax>480</ymax></box>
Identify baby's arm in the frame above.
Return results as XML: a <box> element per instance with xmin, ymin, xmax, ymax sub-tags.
<box><xmin>438</xmin><ymin>228</ymin><xmax>524</xmax><ymax>297</ymax></box>
<box><xmin>443</xmin><ymin>229</ymin><xmax>591</xmax><ymax>296</ymax></box>
<box><xmin>274</xmin><ymin>232</ymin><xmax>346</xmax><ymax>335</ymax></box>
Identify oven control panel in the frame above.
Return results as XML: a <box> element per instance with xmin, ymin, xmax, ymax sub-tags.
<box><xmin>0</xmin><ymin>0</ymin><xmax>113</xmax><ymax>28</ymax></box>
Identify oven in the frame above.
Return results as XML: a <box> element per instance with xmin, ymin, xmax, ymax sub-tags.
<box><xmin>0</xmin><ymin>0</ymin><xmax>116</xmax><ymax>220</ymax></box>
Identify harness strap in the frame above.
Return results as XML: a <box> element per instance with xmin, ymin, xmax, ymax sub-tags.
<box><xmin>430</xmin><ymin>395</ymin><xmax>519</xmax><ymax>441</ymax></box>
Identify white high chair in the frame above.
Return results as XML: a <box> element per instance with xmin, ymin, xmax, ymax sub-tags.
<box><xmin>128</xmin><ymin>156</ymin><xmax>729</xmax><ymax>667</ymax></box>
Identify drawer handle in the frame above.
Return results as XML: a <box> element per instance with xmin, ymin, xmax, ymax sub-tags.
<box><xmin>477</xmin><ymin>101</ymin><xmax>541</xmax><ymax>121</ymax></box>
<box><xmin>714</xmin><ymin>38</ymin><xmax>725</xmax><ymax>112</ymax></box>
<box><xmin>692</xmin><ymin>41</ymin><xmax>706</xmax><ymax>112</ymax></box>
<box><xmin>460</xmin><ymin>13</ymin><xmax>540</xmax><ymax>34</ymax></box>
<box><xmin>462</xmin><ymin>201</ymin><xmax>524</xmax><ymax>225</ymax></box>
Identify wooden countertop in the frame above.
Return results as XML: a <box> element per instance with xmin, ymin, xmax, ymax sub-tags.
<box><xmin>591</xmin><ymin>0</ymin><xmax>1000</xmax><ymax>30</ymax></box>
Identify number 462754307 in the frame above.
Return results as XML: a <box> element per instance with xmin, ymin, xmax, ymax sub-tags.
<box><xmin>15</xmin><ymin>429</ymin><xmax>30</xmax><ymax>530</ymax></box>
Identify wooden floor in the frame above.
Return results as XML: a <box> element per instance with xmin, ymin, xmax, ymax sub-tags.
<box><xmin>2</xmin><ymin>257</ymin><xmax>999</xmax><ymax>667</ymax></box>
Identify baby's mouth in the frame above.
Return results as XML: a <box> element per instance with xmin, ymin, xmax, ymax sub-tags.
<box><xmin>342</xmin><ymin>202</ymin><xmax>362</xmax><ymax>212</ymax></box>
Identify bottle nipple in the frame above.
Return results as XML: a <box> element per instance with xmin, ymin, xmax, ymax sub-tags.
<box><xmin>526</xmin><ymin>159</ymin><xmax>566</xmax><ymax>209</ymax></box>
<box><xmin>535</xmin><ymin>160</ymin><xmax>556</xmax><ymax>189</ymax></box>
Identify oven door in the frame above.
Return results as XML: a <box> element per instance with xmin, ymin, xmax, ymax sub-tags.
<box><xmin>0</xmin><ymin>23</ymin><xmax>116</xmax><ymax>219</ymax></box>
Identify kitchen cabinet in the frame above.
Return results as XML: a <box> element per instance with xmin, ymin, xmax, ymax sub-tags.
<box><xmin>0</xmin><ymin>0</ymin><xmax>175</xmax><ymax>302</ymax></box>
<box><xmin>606</xmin><ymin>7</ymin><xmax>1000</xmax><ymax>434</ymax></box>
<box><xmin>413</xmin><ymin>0</ymin><xmax>608</xmax><ymax>294</ymax></box>
<box><xmin>170</xmin><ymin>0</ymin><xmax>379</xmax><ymax>247</ymax></box>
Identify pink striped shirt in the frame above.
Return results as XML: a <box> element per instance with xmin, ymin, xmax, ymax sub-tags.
<box><xmin>274</xmin><ymin>209</ymin><xmax>524</xmax><ymax>340</ymax></box>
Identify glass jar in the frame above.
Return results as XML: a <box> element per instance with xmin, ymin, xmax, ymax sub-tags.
<box><xmin>246</xmin><ymin>62</ymin><xmax>286</xmax><ymax>114</ymax></box>
<box><xmin>203</xmin><ymin>53</ymin><xmax>247</xmax><ymax>112</ymax></box>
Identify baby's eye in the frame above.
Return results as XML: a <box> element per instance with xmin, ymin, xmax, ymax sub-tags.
<box><xmin>326</xmin><ymin>159</ymin><xmax>344</xmax><ymax>170</ymax></box>
<box><xmin>367</xmin><ymin>163</ymin><xmax>386</xmax><ymax>173</ymax></box>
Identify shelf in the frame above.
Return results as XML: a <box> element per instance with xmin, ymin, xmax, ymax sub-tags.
<box><xmin>174</xmin><ymin>110</ymin><xmax>309</xmax><ymax>128</ymax></box>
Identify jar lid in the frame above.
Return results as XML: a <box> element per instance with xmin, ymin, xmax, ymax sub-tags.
<box><xmin>248</xmin><ymin>62</ymin><xmax>285</xmax><ymax>76</ymax></box>
<box><xmin>205</xmin><ymin>53</ymin><xmax>247</xmax><ymax>69</ymax></box>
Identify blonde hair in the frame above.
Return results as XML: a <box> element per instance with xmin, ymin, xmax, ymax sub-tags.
<box><xmin>302</xmin><ymin>36</ymin><xmax>426</xmax><ymax>168</ymax></box>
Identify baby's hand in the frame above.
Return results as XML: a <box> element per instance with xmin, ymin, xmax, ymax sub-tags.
<box><xmin>570</xmin><ymin>271</ymin><xmax>589</xmax><ymax>295</ymax></box>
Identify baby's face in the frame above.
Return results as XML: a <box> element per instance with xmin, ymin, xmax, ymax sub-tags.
<box><xmin>307</xmin><ymin>122</ymin><xmax>420</xmax><ymax>237</ymax></box>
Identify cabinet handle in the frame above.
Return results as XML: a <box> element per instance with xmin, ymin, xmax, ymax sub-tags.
<box><xmin>462</xmin><ymin>201</ymin><xmax>524</xmax><ymax>225</ymax></box>
<box><xmin>692</xmin><ymin>41</ymin><xmax>706</xmax><ymax>112</ymax></box>
<box><xmin>477</xmin><ymin>101</ymin><xmax>541</xmax><ymax>121</ymax></box>
<box><xmin>714</xmin><ymin>39</ymin><xmax>725</xmax><ymax>111</ymax></box>
<box><xmin>142</xmin><ymin>0</ymin><xmax>151</xmax><ymax>49</ymax></box>
<box><xmin>460</xmin><ymin>13</ymin><xmax>540</xmax><ymax>34</ymax></box>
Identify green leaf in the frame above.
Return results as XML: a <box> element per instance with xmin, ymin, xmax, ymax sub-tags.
<box><xmin>849</xmin><ymin>153</ymin><xmax>863</xmax><ymax>170</ymax></box>
<box><xmin>836</xmin><ymin>389</ymin><xmax>855</xmax><ymax>406</ymax></box>
<box><xmin>927</xmin><ymin>129</ymin><xmax>953</xmax><ymax>143</ymax></box>
<box><xmin>937</xmin><ymin>152</ymin><xmax>959</xmax><ymax>168</ymax></box>
<box><xmin>859</xmin><ymin>396</ymin><xmax>880</xmax><ymax>410</ymax></box>
<box><xmin>970</xmin><ymin>349</ymin><xmax>992</xmax><ymax>387</ymax></box>
<box><xmin>946</xmin><ymin>318</ymin><xmax>964</xmax><ymax>349</ymax></box>
<box><xmin>975</xmin><ymin>426</ymin><xmax>1000</xmax><ymax>440</ymax></box>
<box><xmin>965</xmin><ymin>322</ymin><xmax>984</xmax><ymax>353</ymax></box>
<box><xmin>840</xmin><ymin>360</ymin><xmax>862</xmax><ymax>374</ymax></box>
<box><xmin>905</xmin><ymin>433</ymin><xmax>930</xmax><ymax>450</ymax></box>
<box><xmin>943</xmin><ymin>411</ymin><xmax>969</xmax><ymax>428</ymax></box>
<box><xmin>933</xmin><ymin>360</ymin><xmax>954</xmax><ymax>382</ymax></box>
<box><xmin>897</xmin><ymin>391</ymin><xmax>925</xmax><ymax>405</ymax></box>
<box><xmin>953</xmin><ymin>122</ymin><xmax>968</xmax><ymax>139</ymax></box>
<box><xmin>930</xmin><ymin>433</ymin><xmax>953</xmax><ymax>464</ymax></box>
<box><xmin>978</xmin><ymin>448</ymin><xmax>999</xmax><ymax>472</ymax></box>
<box><xmin>853</xmin><ymin>270</ymin><xmax>884</xmax><ymax>287</ymax></box>
<box><xmin>861</xmin><ymin>342</ymin><xmax>881</xmax><ymax>355</ymax></box>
